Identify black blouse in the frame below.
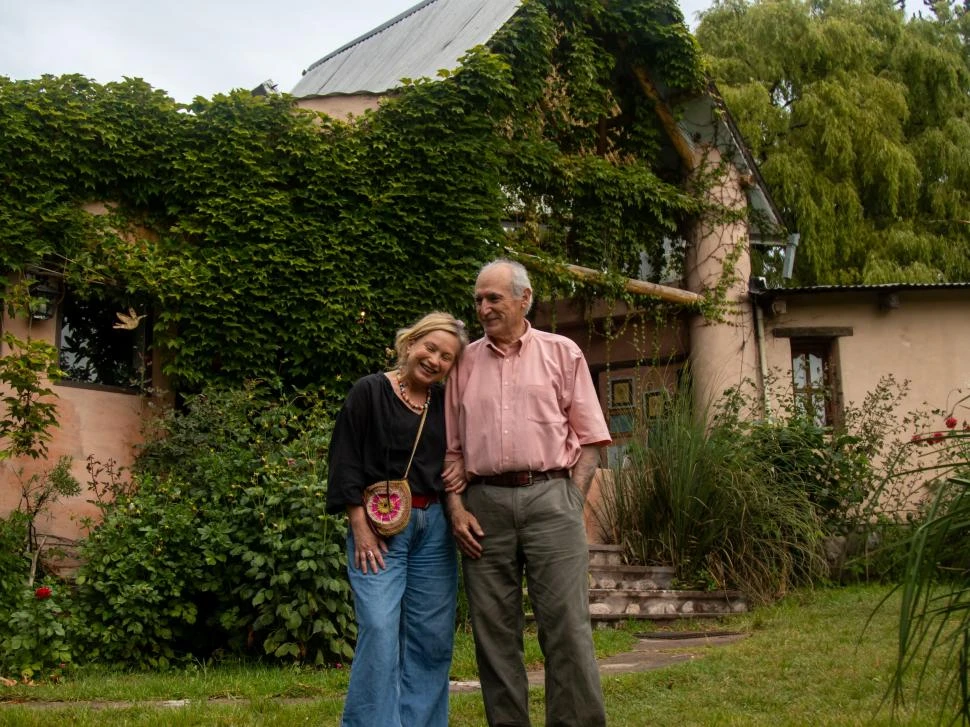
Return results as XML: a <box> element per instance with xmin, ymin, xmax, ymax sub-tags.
<box><xmin>325</xmin><ymin>372</ymin><xmax>446</xmax><ymax>514</ymax></box>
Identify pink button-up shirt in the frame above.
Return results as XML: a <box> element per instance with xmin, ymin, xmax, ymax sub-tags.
<box><xmin>445</xmin><ymin>322</ymin><xmax>611</xmax><ymax>476</ymax></box>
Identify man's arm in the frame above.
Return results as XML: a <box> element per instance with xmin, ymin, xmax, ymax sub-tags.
<box><xmin>444</xmin><ymin>491</ymin><xmax>485</xmax><ymax>559</ymax></box>
<box><xmin>571</xmin><ymin>444</ymin><xmax>602</xmax><ymax>498</ymax></box>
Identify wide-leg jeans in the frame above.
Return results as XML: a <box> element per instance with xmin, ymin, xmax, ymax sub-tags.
<box><xmin>341</xmin><ymin>504</ymin><xmax>457</xmax><ymax>727</ymax></box>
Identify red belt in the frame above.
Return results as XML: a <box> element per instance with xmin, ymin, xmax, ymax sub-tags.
<box><xmin>469</xmin><ymin>469</ymin><xmax>570</xmax><ymax>487</ymax></box>
<box><xmin>411</xmin><ymin>492</ymin><xmax>439</xmax><ymax>509</ymax></box>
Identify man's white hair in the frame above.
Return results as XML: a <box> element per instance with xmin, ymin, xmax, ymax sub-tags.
<box><xmin>479</xmin><ymin>258</ymin><xmax>534</xmax><ymax>313</ymax></box>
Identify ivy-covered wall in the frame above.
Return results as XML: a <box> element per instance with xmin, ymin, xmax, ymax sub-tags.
<box><xmin>0</xmin><ymin>0</ymin><xmax>718</xmax><ymax>400</ymax></box>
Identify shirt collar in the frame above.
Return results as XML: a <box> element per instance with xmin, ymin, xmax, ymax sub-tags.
<box><xmin>485</xmin><ymin>319</ymin><xmax>533</xmax><ymax>356</ymax></box>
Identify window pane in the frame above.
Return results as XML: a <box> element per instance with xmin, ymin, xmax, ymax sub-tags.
<box><xmin>59</xmin><ymin>294</ymin><xmax>147</xmax><ymax>389</ymax></box>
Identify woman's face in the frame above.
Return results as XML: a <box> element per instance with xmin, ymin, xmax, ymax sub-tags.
<box><xmin>404</xmin><ymin>329</ymin><xmax>461</xmax><ymax>387</ymax></box>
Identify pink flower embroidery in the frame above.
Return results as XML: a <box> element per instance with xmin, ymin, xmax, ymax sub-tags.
<box><xmin>368</xmin><ymin>493</ymin><xmax>402</xmax><ymax>523</ymax></box>
<box><xmin>945</xmin><ymin>416</ymin><xmax>958</xmax><ymax>429</ymax></box>
<box><xmin>931</xmin><ymin>431</ymin><xmax>945</xmax><ymax>443</ymax></box>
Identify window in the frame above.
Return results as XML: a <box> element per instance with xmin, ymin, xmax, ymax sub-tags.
<box><xmin>58</xmin><ymin>292</ymin><xmax>150</xmax><ymax>391</ymax></box>
<box><xmin>790</xmin><ymin>338</ymin><xmax>841</xmax><ymax>427</ymax></box>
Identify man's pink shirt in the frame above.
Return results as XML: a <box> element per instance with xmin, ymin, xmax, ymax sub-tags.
<box><xmin>445</xmin><ymin>322</ymin><xmax>611</xmax><ymax>476</ymax></box>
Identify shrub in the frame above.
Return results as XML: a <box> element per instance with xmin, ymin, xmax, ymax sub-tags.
<box><xmin>72</xmin><ymin>385</ymin><xmax>354</xmax><ymax>668</ymax></box>
<box><xmin>599</xmin><ymin>382</ymin><xmax>827</xmax><ymax>604</ymax></box>
<box><xmin>0</xmin><ymin>583</ymin><xmax>73</xmax><ymax>681</ymax></box>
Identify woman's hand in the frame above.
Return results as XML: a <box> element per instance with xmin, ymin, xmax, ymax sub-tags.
<box><xmin>442</xmin><ymin>457</ymin><xmax>467</xmax><ymax>494</ymax></box>
<box><xmin>348</xmin><ymin>505</ymin><xmax>389</xmax><ymax>574</ymax></box>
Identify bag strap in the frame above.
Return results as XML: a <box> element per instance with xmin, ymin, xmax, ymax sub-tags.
<box><xmin>402</xmin><ymin>405</ymin><xmax>429</xmax><ymax>480</ymax></box>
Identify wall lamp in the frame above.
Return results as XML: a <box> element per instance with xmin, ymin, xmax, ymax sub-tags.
<box><xmin>28</xmin><ymin>276</ymin><xmax>61</xmax><ymax>321</ymax></box>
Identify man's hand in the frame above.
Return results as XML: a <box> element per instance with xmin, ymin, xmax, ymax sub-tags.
<box><xmin>572</xmin><ymin>445</ymin><xmax>602</xmax><ymax>498</ymax></box>
<box><xmin>442</xmin><ymin>457</ymin><xmax>467</xmax><ymax>494</ymax></box>
<box><xmin>445</xmin><ymin>492</ymin><xmax>484</xmax><ymax>558</ymax></box>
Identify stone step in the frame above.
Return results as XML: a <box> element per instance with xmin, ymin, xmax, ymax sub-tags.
<box><xmin>588</xmin><ymin>564</ymin><xmax>675</xmax><ymax>590</ymax></box>
<box><xmin>588</xmin><ymin>588</ymin><xmax>747</xmax><ymax>621</ymax></box>
<box><xmin>588</xmin><ymin>544</ymin><xmax>625</xmax><ymax>567</ymax></box>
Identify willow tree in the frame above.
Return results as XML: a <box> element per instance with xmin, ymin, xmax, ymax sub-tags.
<box><xmin>696</xmin><ymin>0</ymin><xmax>970</xmax><ymax>285</ymax></box>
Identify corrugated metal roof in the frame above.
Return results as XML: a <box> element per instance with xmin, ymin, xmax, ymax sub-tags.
<box><xmin>760</xmin><ymin>282</ymin><xmax>970</xmax><ymax>297</ymax></box>
<box><xmin>292</xmin><ymin>0</ymin><xmax>522</xmax><ymax>98</ymax></box>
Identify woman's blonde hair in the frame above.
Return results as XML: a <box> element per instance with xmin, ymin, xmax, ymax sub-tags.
<box><xmin>391</xmin><ymin>311</ymin><xmax>469</xmax><ymax>371</ymax></box>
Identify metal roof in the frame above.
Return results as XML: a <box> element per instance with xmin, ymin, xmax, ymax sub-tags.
<box><xmin>759</xmin><ymin>282</ymin><xmax>970</xmax><ymax>297</ymax></box>
<box><xmin>292</xmin><ymin>0</ymin><xmax>522</xmax><ymax>98</ymax></box>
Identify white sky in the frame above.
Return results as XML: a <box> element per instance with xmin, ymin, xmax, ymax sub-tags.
<box><xmin>0</xmin><ymin>0</ymin><xmax>711</xmax><ymax>104</ymax></box>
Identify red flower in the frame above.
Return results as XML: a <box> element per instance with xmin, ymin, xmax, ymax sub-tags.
<box><xmin>34</xmin><ymin>586</ymin><xmax>52</xmax><ymax>600</ymax></box>
<box><xmin>910</xmin><ymin>434</ymin><xmax>923</xmax><ymax>444</ymax></box>
<box><xmin>945</xmin><ymin>416</ymin><xmax>958</xmax><ymax>429</ymax></box>
<box><xmin>931</xmin><ymin>431</ymin><xmax>946</xmax><ymax>443</ymax></box>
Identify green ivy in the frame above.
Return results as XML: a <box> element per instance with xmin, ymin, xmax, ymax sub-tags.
<box><xmin>0</xmin><ymin>0</ymin><xmax>720</xmax><ymax>397</ymax></box>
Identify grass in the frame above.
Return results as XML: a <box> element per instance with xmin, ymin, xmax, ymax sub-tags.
<box><xmin>0</xmin><ymin>585</ymin><xmax>953</xmax><ymax>725</ymax></box>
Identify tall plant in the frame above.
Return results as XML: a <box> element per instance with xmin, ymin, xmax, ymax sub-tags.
<box><xmin>598</xmin><ymin>381</ymin><xmax>827</xmax><ymax>604</ymax></box>
<box><xmin>884</xmin><ymin>395</ymin><xmax>970</xmax><ymax>725</ymax></box>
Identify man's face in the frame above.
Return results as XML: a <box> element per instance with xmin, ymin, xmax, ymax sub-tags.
<box><xmin>474</xmin><ymin>265</ymin><xmax>529</xmax><ymax>343</ymax></box>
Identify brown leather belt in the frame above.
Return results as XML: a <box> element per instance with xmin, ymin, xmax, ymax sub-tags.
<box><xmin>469</xmin><ymin>469</ymin><xmax>570</xmax><ymax>487</ymax></box>
<box><xmin>411</xmin><ymin>492</ymin><xmax>439</xmax><ymax>509</ymax></box>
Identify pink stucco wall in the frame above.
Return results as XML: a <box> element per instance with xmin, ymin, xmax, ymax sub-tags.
<box><xmin>297</xmin><ymin>94</ymin><xmax>382</xmax><ymax>119</ymax></box>
<box><xmin>0</xmin><ymin>306</ymin><xmax>154</xmax><ymax>545</ymax></box>
<box><xmin>761</xmin><ymin>288</ymin><xmax>970</xmax><ymax>432</ymax></box>
<box><xmin>684</xmin><ymin>147</ymin><xmax>762</xmax><ymax>408</ymax></box>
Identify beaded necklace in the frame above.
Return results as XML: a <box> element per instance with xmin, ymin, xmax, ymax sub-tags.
<box><xmin>396</xmin><ymin>370</ymin><xmax>430</xmax><ymax>411</ymax></box>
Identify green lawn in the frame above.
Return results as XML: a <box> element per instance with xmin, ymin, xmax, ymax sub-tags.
<box><xmin>0</xmin><ymin>585</ymin><xmax>952</xmax><ymax>725</ymax></box>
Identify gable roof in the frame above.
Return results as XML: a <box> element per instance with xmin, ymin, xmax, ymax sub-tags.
<box><xmin>292</xmin><ymin>0</ymin><xmax>522</xmax><ymax>98</ymax></box>
<box><xmin>290</xmin><ymin>0</ymin><xmax>787</xmax><ymax>241</ymax></box>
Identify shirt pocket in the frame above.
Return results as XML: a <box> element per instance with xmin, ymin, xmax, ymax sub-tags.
<box><xmin>525</xmin><ymin>385</ymin><xmax>566</xmax><ymax>424</ymax></box>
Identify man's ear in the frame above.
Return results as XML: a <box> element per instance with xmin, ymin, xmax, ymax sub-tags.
<box><xmin>522</xmin><ymin>289</ymin><xmax>532</xmax><ymax>309</ymax></box>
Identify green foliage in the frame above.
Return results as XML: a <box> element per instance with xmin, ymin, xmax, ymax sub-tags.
<box><xmin>697</xmin><ymin>0</ymin><xmax>970</xmax><ymax>285</ymax></box>
<box><xmin>0</xmin><ymin>513</ymin><xmax>30</xmax><ymax>610</ymax></box>
<box><xmin>0</xmin><ymin>0</ymin><xmax>719</xmax><ymax>395</ymax></box>
<box><xmin>0</xmin><ymin>332</ymin><xmax>63</xmax><ymax>461</ymax></box>
<box><xmin>0</xmin><ymin>584</ymin><xmax>73</xmax><ymax>681</ymax></box>
<box><xmin>882</xmin><ymin>394</ymin><xmax>970</xmax><ymax>725</ymax></box>
<box><xmin>72</xmin><ymin>386</ymin><xmax>354</xmax><ymax>668</ymax></box>
<box><xmin>599</xmin><ymin>381</ymin><xmax>827</xmax><ymax>603</ymax></box>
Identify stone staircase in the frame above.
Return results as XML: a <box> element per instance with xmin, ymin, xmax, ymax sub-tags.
<box><xmin>586</xmin><ymin>544</ymin><xmax>747</xmax><ymax>624</ymax></box>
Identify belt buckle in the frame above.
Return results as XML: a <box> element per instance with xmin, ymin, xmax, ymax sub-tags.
<box><xmin>526</xmin><ymin>471</ymin><xmax>534</xmax><ymax>486</ymax></box>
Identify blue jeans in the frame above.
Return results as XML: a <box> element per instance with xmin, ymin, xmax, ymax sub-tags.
<box><xmin>341</xmin><ymin>504</ymin><xmax>457</xmax><ymax>727</ymax></box>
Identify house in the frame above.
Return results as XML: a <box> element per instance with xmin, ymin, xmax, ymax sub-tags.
<box><xmin>4</xmin><ymin>0</ymin><xmax>966</xmax><ymax>553</ymax></box>
<box><xmin>292</xmin><ymin>0</ymin><xmax>788</xmax><ymax>466</ymax></box>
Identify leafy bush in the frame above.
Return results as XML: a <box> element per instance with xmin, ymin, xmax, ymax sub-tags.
<box><xmin>72</xmin><ymin>386</ymin><xmax>354</xmax><ymax>668</ymax></box>
<box><xmin>0</xmin><ymin>584</ymin><xmax>72</xmax><ymax>681</ymax></box>
<box><xmin>598</xmin><ymin>382</ymin><xmax>827</xmax><ymax>604</ymax></box>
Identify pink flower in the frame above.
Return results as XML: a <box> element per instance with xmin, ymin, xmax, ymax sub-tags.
<box><xmin>931</xmin><ymin>431</ymin><xmax>945</xmax><ymax>443</ymax></box>
<box><xmin>945</xmin><ymin>416</ymin><xmax>958</xmax><ymax>429</ymax></box>
<box><xmin>910</xmin><ymin>434</ymin><xmax>923</xmax><ymax>444</ymax></box>
<box><xmin>367</xmin><ymin>493</ymin><xmax>402</xmax><ymax>523</ymax></box>
<box><xmin>35</xmin><ymin>586</ymin><xmax>52</xmax><ymax>600</ymax></box>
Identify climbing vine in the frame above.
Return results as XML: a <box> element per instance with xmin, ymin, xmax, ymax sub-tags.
<box><xmin>0</xmin><ymin>0</ymin><xmax>741</xmax><ymax>398</ymax></box>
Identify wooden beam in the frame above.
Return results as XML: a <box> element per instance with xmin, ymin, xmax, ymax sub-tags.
<box><xmin>518</xmin><ymin>253</ymin><xmax>703</xmax><ymax>306</ymax></box>
<box><xmin>632</xmin><ymin>67</ymin><xmax>697</xmax><ymax>171</ymax></box>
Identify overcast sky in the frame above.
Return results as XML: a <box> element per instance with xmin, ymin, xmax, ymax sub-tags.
<box><xmin>0</xmin><ymin>0</ymin><xmax>711</xmax><ymax>104</ymax></box>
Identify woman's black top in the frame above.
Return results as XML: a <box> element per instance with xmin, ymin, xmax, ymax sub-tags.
<box><xmin>326</xmin><ymin>372</ymin><xmax>446</xmax><ymax>514</ymax></box>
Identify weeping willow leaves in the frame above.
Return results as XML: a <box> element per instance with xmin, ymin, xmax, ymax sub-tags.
<box><xmin>697</xmin><ymin>0</ymin><xmax>970</xmax><ymax>284</ymax></box>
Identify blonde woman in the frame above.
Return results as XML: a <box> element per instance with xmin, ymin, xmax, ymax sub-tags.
<box><xmin>326</xmin><ymin>311</ymin><xmax>468</xmax><ymax>727</ymax></box>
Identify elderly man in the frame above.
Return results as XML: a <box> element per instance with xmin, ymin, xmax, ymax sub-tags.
<box><xmin>443</xmin><ymin>258</ymin><xmax>610</xmax><ymax>727</ymax></box>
